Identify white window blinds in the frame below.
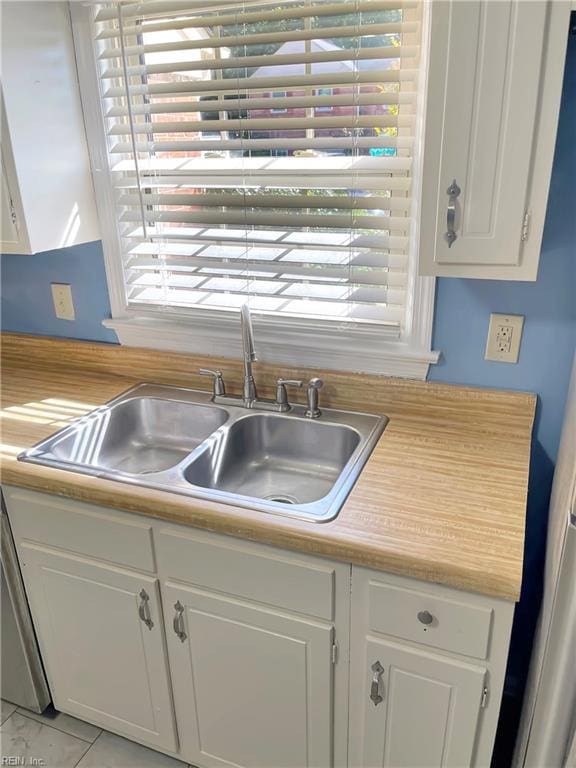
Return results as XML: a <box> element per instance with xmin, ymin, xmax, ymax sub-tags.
<box><xmin>93</xmin><ymin>0</ymin><xmax>422</xmax><ymax>330</ymax></box>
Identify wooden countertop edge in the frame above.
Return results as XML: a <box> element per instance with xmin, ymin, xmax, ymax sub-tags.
<box><xmin>1</xmin><ymin>459</ymin><xmax>524</xmax><ymax>601</ymax></box>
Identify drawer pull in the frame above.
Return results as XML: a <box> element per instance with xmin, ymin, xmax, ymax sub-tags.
<box><xmin>417</xmin><ymin>610</ymin><xmax>434</xmax><ymax>626</ymax></box>
<box><xmin>138</xmin><ymin>589</ymin><xmax>154</xmax><ymax>630</ymax></box>
<box><xmin>173</xmin><ymin>601</ymin><xmax>187</xmax><ymax>642</ymax></box>
<box><xmin>370</xmin><ymin>661</ymin><xmax>384</xmax><ymax>706</ymax></box>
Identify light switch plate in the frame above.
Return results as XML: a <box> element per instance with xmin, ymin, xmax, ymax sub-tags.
<box><xmin>51</xmin><ymin>283</ymin><xmax>75</xmax><ymax>321</ymax></box>
<box><xmin>485</xmin><ymin>313</ymin><xmax>524</xmax><ymax>363</ymax></box>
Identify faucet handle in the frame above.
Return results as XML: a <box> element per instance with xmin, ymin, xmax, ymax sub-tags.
<box><xmin>199</xmin><ymin>368</ymin><xmax>225</xmax><ymax>397</ymax></box>
<box><xmin>275</xmin><ymin>378</ymin><xmax>303</xmax><ymax>408</ymax></box>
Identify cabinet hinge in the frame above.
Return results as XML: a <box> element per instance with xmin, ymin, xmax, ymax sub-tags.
<box><xmin>521</xmin><ymin>211</ymin><xmax>531</xmax><ymax>242</ymax></box>
<box><xmin>331</xmin><ymin>642</ymin><xmax>338</xmax><ymax>664</ymax></box>
<box><xmin>9</xmin><ymin>199</ymin><xmax>17</xmax><ymax>225</ymax></box>
<box><xmin>481</xmin><ymin>686</ymin><xmax>489</xmax><ymax>709</ymax></box>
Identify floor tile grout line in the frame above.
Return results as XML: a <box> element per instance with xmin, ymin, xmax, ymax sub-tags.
<box><xmin>0</xmin><ymin>710</ymin><xmax>18</xmax><ymax>730</ymax></box>
<box><xmin>14</xmin><ymin>709</ymin><xmax>101</xmax><ymax>745</ymax></box>
<box><xmin>0</xmin><ymin>703</ymin><xmax>18</xmax><ymax>727</ymax></box>
<box><xmin>73</xmin><ymin>729</ymin><xmax>104</xmax><ymax>768</ymax></box>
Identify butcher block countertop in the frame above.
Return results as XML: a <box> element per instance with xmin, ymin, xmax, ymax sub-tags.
<box><xmin>0</xmin><ymin>333</ymin><xmax>536</xmax><ymax>601</ymax></box>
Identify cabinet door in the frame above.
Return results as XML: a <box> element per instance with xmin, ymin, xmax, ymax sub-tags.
<box><xmin>419</xmin><ymin>0</ymin><xmax>566</xmax><ymax>280</ymax></box>
<box><xmin>357</xmin><ymin>637</ymin><xmax>486</xmax><ymax>768</ymax></box>
<box><xmin>0</xmin><ymin>149</ymin><xmax>28</xmax><ymax>254</ymax></box>
<box><xmin>20</xmin><ymin>544</ymin><xmax>177</xmax><ymax>753</ymax></box>
<box><xmin>163</xmin><ymin>582</ymin><xmax>334</xmax><ymax>768</ymax></box>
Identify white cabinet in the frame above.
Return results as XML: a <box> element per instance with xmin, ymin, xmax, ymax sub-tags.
<box><xmin>4</xmin><ymin>487</ymin><xmax>515</xmax><ymax>768</ymax></box>
<box><xmin>358</xmin><ymin>637</ymin><xmax>485</xmax><ymax>767</ymax></box>
<box><xmin>1</xmin><ymin>146</ymin><xmax>27</xmax><ymax>254</ymax></box>
<box><xmin>163</xmin><ymin>582</ymin><xmax>334</xmax><ymax>768</ymax></box>
<box><xmin>419</xmin><ymin>0</ymin><xmax>571</xmax><ymax>280</ymax></box>
<box><xmin>18</xmin><ymin>544</ymin><xmax>177</xmax><ymax>753</ymax></box>
<box><xmin>0</xmin><ymin>2</ymin><xmax>99</xmax><ymax>254</ymax></box>
<box><xmin>349</xmin><ymin>567</ymin><xmax>515</xmax><ymax>768</ymax></box>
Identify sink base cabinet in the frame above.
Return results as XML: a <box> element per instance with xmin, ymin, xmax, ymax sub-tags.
<box><xmin>17</xmin><ymin>544</ymin><xmax>177</xmax><ymax>753</ymax></box>
<box><xmin>4</xmin><ymin>487</ymin><xmax>514</xmax><ymax>768</ymax></box>
<box><xmin>163</xmin><ymin>583</ymin><xmax>334</xmax><ymax>768</ymax></box>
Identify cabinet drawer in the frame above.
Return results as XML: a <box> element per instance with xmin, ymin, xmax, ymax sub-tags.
<box><xmin>156</xmin><ymin>527</ymin><xmax>336</xmax><ymax>621</ymax></box>
<box><xmin>368</xmin><ymin>580</ymin><xmax>492</xmax><ymax>659</ymax></box>
<box><xmin>4</xmin><ymin>488</ymin><xmax>155</xmax><ymax>573</ymax></box>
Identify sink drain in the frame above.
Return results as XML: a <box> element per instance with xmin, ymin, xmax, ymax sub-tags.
<box><xmin>265</xmin><ymin>494</ymin><xmax>299</xmax><ymax>505</ymax></box>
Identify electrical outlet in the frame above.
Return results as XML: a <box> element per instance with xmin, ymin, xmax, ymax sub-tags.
<box><xmin>51</xmin><ymin>283</ymin><xmax>75</xmax><ymax>321</ymax></box>
<box><xmin>485</xmin><ymin>313</ymin><xmax>524</xmax><ymax>363</ymax></box>
<box><xmin>496</xmin><ymin>325</ymin><xmax>513</xmax><ymax>353</ymax></box>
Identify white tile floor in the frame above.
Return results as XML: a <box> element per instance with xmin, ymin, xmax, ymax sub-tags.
<box><xmin>0</xmin><ymin>701</ymin><xmax>191</xmax><ymax>768</ymax></box>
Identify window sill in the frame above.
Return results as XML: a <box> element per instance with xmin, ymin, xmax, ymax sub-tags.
<box><xmin>103</xmin><ymin>314</ymin><xmax>440</xmax><ymax>379</ymax></box>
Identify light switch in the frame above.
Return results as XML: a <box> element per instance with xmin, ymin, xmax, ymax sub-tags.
<box><xmin>51</xmin><ymin>283</ymin><xmax>75</xmax><ymax>321</ymax></box>
<box><xmin>485</xmin><ymin>313</ymin><xmax>524</xmax><ymax>363</ymax></box>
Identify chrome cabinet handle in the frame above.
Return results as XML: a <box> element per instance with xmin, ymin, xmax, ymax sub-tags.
<box><xmin>138</xmin><ymin>589</ymin><xmax>153</xmax><ymax>630</ymax></box>
<box><xmin>445</xmin><ymin>179</ymin><xmax>461</xmax><ymax>248</ymax></box>
<box><xmin>173</xmin><ymin>601</ymin><xmax>187</xmax><ymax>642</ymax></box>
<box><xmin>370</xmin><ymin>661</ymin><xmax>384</xmax><ymax>706</ymax></box>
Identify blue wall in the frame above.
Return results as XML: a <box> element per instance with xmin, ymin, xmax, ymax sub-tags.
<box><xmin>1</xmin><ymin>240</ymin><xmax>117</xmax><ymax>343</ymax></box>
<box><xmin>1</xmin><ymin>17</ymin><xmax>574</xmax><ymax>703</ymax></box>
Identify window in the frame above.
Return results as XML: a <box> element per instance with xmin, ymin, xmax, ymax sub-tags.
<box><xmin>270</xmin><ymin>91</ymin><xmax>288</xmax><ymax>114</ymax></box>
<box><xmin>315</xmin><ymin>88</ymin><xmax>333</xmax><ymax>113</ymax></box>
<box><xmin>73</xmin><ymin>0</ymin><xmax>437</xmax><ymax>377</ymax></box>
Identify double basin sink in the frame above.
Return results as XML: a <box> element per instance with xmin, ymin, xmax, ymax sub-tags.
<box><xmin>19</xmin><ymin>384</ymin><xmax>388</xmax><ymax>522</ymax></box>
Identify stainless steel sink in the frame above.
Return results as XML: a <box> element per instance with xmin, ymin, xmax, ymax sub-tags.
<box><xmin>44</xmin><ymin>396</ymin><xmax>228</xmax><ymax>475</ymax></box>
<box><xmin>19</xmin><ymin>384</ymin><xmax>387</xmax><ymax>522</ymax></box>
<box><xmin>184</xmin><ymin>413</ymin><xmax>361</xmax><ymax>505</ymax></box>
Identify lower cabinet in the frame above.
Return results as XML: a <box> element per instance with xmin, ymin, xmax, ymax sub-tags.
<box><xmin>358</xmin><ymin>637</ymin><xmax>486</xmax><ymax>767</ymax></box>
<box><xmin>5</xmin><ymin>488</ymin><xmax>515</xmax><ymax>768</ymax></box>
<box><xmin>163</xmin><ymin>582</ymin><xmax>334</xmax><ymax>768</ymax></box>
<box><xmin>18</xmin><ymin>543</ymin><xmax>177</xmax><ymax>753</ymax></box>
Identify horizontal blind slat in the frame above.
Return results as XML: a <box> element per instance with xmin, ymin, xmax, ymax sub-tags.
<box><xmin>113</xmin><ymin>175</ymin><xmax>412</xmax><ymax>192</ymax></box>
<box><xmin>122</xmin><ymin>228</ymin><xmax>410</xmax><ymax>253</ymax></box>
<box><xmin>127</xmin><ymin>296</ymin><xmax>404</xmax><ymax>328</ymax></box>
<box><xmin>119</xmin><ymin>191</ymin><xmax>413</xmax><ymax>213</ymax></box>
<box><xmin>103</xmin><ymin>69</ymin><xmax>417</xmax><ymax>98</ymax></box>
<box><xmin>125</xmin><ymin>256</ymin><xmax>409</xmax><ymax>286</ymax></box>
<box><xmin>120</xmin><ymin>210</ymin><xmax>412</xmax><ymax>232</ymax></box>
<box><xmin>126</xmin><ymin>247</ymin><xmax>408</xmax><ymax>269</ymax></box>
<box><xmin>96</xmin><ymin>0</ymin><xmax>415</xmax><ymax>32</ymax></box>
<box><xmin>109</xmin><ymin>114</ymin><xmax>413</xmax><ymax>136</ymax></box>
<box><xmin>105</xmin><ymin>91</ymin><xmax>416</xmax><ymax>118</ymax></box>
<box><xmin>99</xmin><ymin>22</ymin><xmax>417</xmax><ymax>59</ymax></box>
<box><xmin>111</xmin><ymin>156</ymin><xmax>413</xmax><ymax>173</ymax></box>
<box><xmin>127</xmin><ymin>278</ymin><xmax>402</xmax><ymax>306</ymax></box>
<box><xmin>110</xmin><ymin>136</ymin><xmax>414</xmax><ymax>153</ymax></box>
<box><xmin>102</xmin><ymin>45</ymin><xmax>417</xmax><ymax>79</ymax></box>
<box><xmin>127</xmin><ymin>267</ymin><xmax>408</xmax><ymax>289</ymax></box>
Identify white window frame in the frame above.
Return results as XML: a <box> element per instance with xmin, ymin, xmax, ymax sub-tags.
<box><xmin>70</xmin><ymin>3</ymin><xmax>439</xmax><ymax>379</ymax></box>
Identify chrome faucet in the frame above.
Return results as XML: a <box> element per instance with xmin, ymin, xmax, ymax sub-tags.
<box><xmin>240</xmin><ymin>303</ymin><xmax>257</xmax><ymax>406</ymax></box>
<box><xmin>199</xmin><ymin>304</ymin><xmax>305</xmax><ymax>413</ymax></box>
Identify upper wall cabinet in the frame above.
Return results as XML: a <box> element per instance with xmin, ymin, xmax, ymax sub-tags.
<box><xmin>419</xmin><ymin>0</ymin><xmax>571</xmax><ymax>281</ymax></box>
<box><xmin>0</xmin><ymin>2</ymin><xmax>100</xmax><ymax>254</ymax></box>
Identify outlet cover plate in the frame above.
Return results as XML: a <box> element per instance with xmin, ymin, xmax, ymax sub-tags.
<box><xmin>485</xmin><ymin>313</ymin><xmax>524</xmax><ymax>363</ymax></box>
<box><xmin>51</xmin><ymin>283</ymin><xmax>75</xmax><ymax>321</ymax></box>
